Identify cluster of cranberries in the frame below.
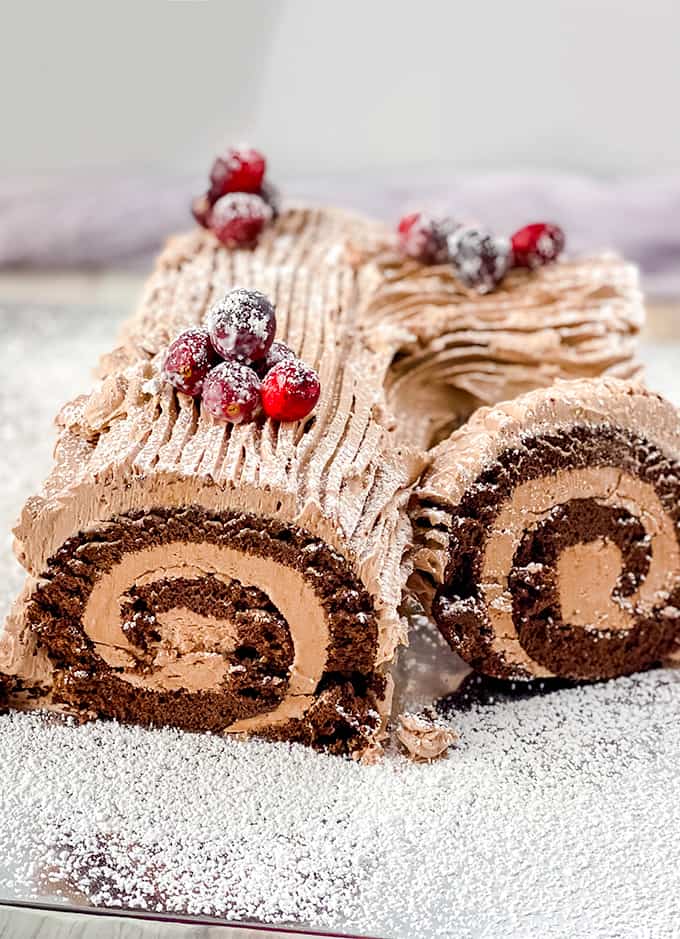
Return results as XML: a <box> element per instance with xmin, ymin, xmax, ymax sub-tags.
<box><xmin>162</xmin><ymin>288</ymin><xmax>320</xmax><ymax>424</ymax></box>
<box><xmin>191</xmin><ymin>146</ymin><xmax>279</xmax><ymax>249</ymax></box>
<box><xmin>397</xmin><ymin>213</ymin><xmax>565</xmax><ymax>294</ymax></box>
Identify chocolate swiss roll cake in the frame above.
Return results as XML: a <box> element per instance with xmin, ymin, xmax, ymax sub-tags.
<box><xmin>413</xmin><ymin>378</ymin><xmax>680</xmax><ymax>682</ymax></box>
<box><xmin>0</xmin><ymin>204</ymin><xmax>647</xmax><ymax>754</ymax></box>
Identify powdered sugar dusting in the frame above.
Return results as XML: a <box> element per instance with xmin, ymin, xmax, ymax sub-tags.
<box><xmin>2</xmin><ymin>669</ymin><xmax>680</xmax><ymax>936</ymax></box>
<box><xmin>211</xmin><ymin>193</ymin><xmax>273</xmax><ymax>227</ymax></box>
<box><xmin>206</xmin><ymin>287</ymin><xmax>276</xmax><ymax>363</ymax></box>
<box><xmin>201</xmin><ymin>360</ymin><xmax>261</xmax><ymax>423</ymax></box>
<box><xmin>277</xmin><ymin>357</ymin><xmax>319</xmax><ymax>391</ymax></box>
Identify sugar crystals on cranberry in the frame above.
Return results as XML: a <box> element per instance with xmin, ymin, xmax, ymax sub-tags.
<box><xmin>209</xmin><ymin>147</ymin><xmax>266</xmax><ymax>201</ymax></box>
<box><xmin>191</xmin><ymin>145</ymin><xmax>279</xmax><ymax>249</ymax></box>
<box><xmin>511</xmin><ymin>222</ymin><xmax>565</xmax><ymax>269</ymax></box>
<box><xmin>397</xmin><ymin>212</ymin><xmax>458</xmax><ymax>264</ymax></box>
<box><xmin>447</xmin><ymin>226</ymin><xmax>512</xmax><ymax>294</ymax></box>
<box><xmin>202</xmin><ymin>360</ymin><xmax>262</xmax><ymax>424</ymax></box>
<box><xmin>163</xmin><ymin>288</ymin><xmax>322</xmax><ymax>425</ymax></box>
<box><xmin>260</xmin><ymin>359</ymin><xmax>321</xmax><ymax>422</ymax></box>
<box><xmin>207</xmin><ymin>288</ymin><xmax>276</xmax><ymax>364</ymax></box>
<box><xmin>256</xmin><ymin>340</ymin><xmax>295</xmax><ymax>377</ymax></box>
<box><xmin>209</xmin><ymin>193</ymin><xmax>272</xmax><ymax>249</ymax></box>
<box><xmin>162</xmin><ymin>327</ymin><xmax>218</xmax><ymax>397</ymax></box>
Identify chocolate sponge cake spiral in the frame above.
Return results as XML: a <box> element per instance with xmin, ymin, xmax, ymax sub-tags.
<box><xmin>22</xmin><ymin>507</ymin><xmax>384</xmax><ymax>748</ymax></box>
<box><xmin>413</xmin><ymin>379</ymin><xmax>680</xmax><ymax>681</ymax></box>
<box><xmin>0</xmin><ymin>204</ymin><xmax>653</xmax><ymax>754</ymax></box>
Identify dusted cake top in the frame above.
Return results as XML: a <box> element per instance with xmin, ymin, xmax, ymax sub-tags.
<box><xmin>419</xmin><ymin>377</ymin><xmax>679</xmax><ymax>508</ymax></box>
<box><xmin>369</xmin><ymin>251</ymin><xmax>644</xmax><ymax>447</ymax></box>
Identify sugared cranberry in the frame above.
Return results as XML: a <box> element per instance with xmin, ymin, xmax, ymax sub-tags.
<box><xmin>261</xmin><ymin>359</ymin><xmax>321</xmax><ymax>422</ymax></box>
<box><xmin>260</xmin><ymin>179</ymin><xmax>281</xmax><ymax>219</ymax></box>
<box><xmin>202</xmin><ymin>361</ymin><xmax>261</xmax><ymax>424</ymax></box>
<box><xmin>162</xmin><ymin>327</ymin><xmax>218</xmax><ymax>397</ymax></box>
<box><xmin>511</xmin><ymin>222</ymin><xmax>565</xmax><ymax>269</ymax></box>
<box><xmin>209</xmin><ymin>147</ymin><xmax>266</xmax><ymax>201</ymax></box>
<box><xmin>191</xmin><ymin>193</ymin><xmax>213</xmax><ymax>229</ymax></box>
<box><xmin>207</xmin><ymin>288</ymin><xmax>276</xmax><ymax>364</ymax></box>
<box><xmin>209</xmin><ymin>193</ymin><xmax>272</xmax><ymax>249</ymax></box>
<box><xmin>256</xmin><ymin>340</ymin><xmax>295</xmax><ymax>377</ymax></box>
<box><xmin>397</xmin><ymin>212</ymin><xmax>457</xmax><ymax>264</ymax></box>
<box><xmin>447</xmin><ymin>226</ymin><xmax>511</xmax><ymax>294</ymax></box>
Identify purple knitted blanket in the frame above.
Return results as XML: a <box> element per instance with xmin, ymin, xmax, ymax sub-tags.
<box><xmin>2</xmin><ymin>171</ymin><xmax>679</xmax><ymax>297</ymax></box>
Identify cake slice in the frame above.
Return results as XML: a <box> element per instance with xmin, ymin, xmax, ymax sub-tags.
<box><xmin>0</xmin><ymin>205</ymin><xmax>647</xmax><ymax>755</ymax></box>
<box><xmin>412</xmin><ymin>378</ymin><xmax>680</xmax><ymax>681</ymax></box>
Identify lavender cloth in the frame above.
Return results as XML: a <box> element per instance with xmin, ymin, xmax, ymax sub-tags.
<box><xmin>2</xmin><ymin>171</ymin><xmax>680</xmax><ymax>297</ymax></box>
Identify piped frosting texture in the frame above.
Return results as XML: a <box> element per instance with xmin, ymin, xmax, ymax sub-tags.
<box><xmin>362</xmin><ymin>250</ymin><xmax>644</xmax><ymax>448</ymax></box>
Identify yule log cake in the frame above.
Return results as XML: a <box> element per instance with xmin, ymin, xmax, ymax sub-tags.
<box><xmin>0</xmin><ymin>180</ymin><xmax>675</xmax><ymax>756</ymax></box>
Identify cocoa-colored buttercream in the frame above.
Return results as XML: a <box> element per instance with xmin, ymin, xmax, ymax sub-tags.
<box><xmin>396</xmin><ymin>713</ymin><xmax>458</xmax><ymax>762</ymax></box>
<box><xmin>557</xmin><ymin>539</ymin><xmax>623</xmax><ymax>628</ymax></box>
<box><xmin>82</xmin><ymin>541</ymin><xmax>330</xmax><ymax>725</ymax></box>
<box><xmin>480</xmin><ymin>467</ymin><xmax>680</xmax><ymax>677</ymax></box>
<box><xmin>365</xmin><ymin>253</ymin><xmax>644</xmax><ymax>448</ymax></box>
<box><xmin>23</xmin><ymin>506</ymin><xmax>383</xmax><ymax>752</ymax></box>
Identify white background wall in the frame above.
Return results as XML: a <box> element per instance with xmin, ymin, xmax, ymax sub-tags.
<box><xmin>3</xmin><ymin>0</ymin><xmax>680</xmax><ymax>177</ymax></box>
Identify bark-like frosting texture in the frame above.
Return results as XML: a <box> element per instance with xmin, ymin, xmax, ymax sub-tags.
<box><xmin>413</xmin><ymin>379</ymin><xmax>680</xmax><ymax>680</ymax></box>
<box><xmin>0</xmin><ymin>205</ymin><xmax>647</xmax><ymax>752</ymax></box>
<box><xmin>362</xmin><ymin>250</ymin><xmax>643</xmax><ymax>449</ymax></box>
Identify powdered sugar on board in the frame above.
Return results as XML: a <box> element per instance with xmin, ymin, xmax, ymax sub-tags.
<box><xmin>2</xmin><ymin>669</ymin><xmax>680</xmax><ymax>937</ymax></box>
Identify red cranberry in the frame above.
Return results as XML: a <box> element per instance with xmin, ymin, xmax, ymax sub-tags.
<box><xmin>191</xmin><ymin>193</ymin><xmax>213</xmax><ymax>229</ymax></box>
<box><xmin>162</xmin><ymin>328</ymin><xmax>218</xmax><ymax>397</ymax></box>
<box><xmin>447</xmin><ymin>226</ymin><xmax>511</xmax><ymax>294</ymax></box>
<box><xmin>209</xmin><ymin>147</ymin><xmax>266</xmax><ymax>201</ymax></box>
<box><xmin>261</xmin><ymin>359</ymin><xmax>321</xmax><ymax>422</ymax></box>
<box><xmin>209</xmin><ymin>193</ymin><xmax>272</xmax><ymax>249</ymax></box>
<box><xmin>255</xmin><ymin>340</ymin><xmax>295</xmax><ymax>377</ymax></box>
<box><xmin>397</xmin><ymin>213</ymin><xmax>420</xmax><ymax>251</ymax></box>
<box><xmin>207</xmin><ymin>288</ymin><xmax>276</xmax><ymax>364</ymax></box>
<box><xmin>511</xmin><ymin>223</ymin><xmax>565</xmax><ymax>269</ymax></box>
<box><xmin>202</xmin><ymin>361</ymin><xmax>261</xmax><ymax>424</ymax></box>
<box><xmin>397</xmin><ymin>212</ymin><xmax>457</xmax><ymax>264</ymax></box>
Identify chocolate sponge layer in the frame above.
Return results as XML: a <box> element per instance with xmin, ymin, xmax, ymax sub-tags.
<box><xmin>433</xmin><ymin>425</ymin><xmax>680</xmax><ymax>680</ymax></box>
<box><xmin>27</xmin><ymin>506</ymin><xmax>383</xmax><ymax>753</ymax></box>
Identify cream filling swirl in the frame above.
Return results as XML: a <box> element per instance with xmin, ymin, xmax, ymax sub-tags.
<box><xmin>82</xmin><ymin>541</ymin><xmax>330</xmax><ymax>731</ymax></box>
<box><xmin>480</xmin><ymin>467</ymin><xmax>680</xmax><ymax>677</ymax></box>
